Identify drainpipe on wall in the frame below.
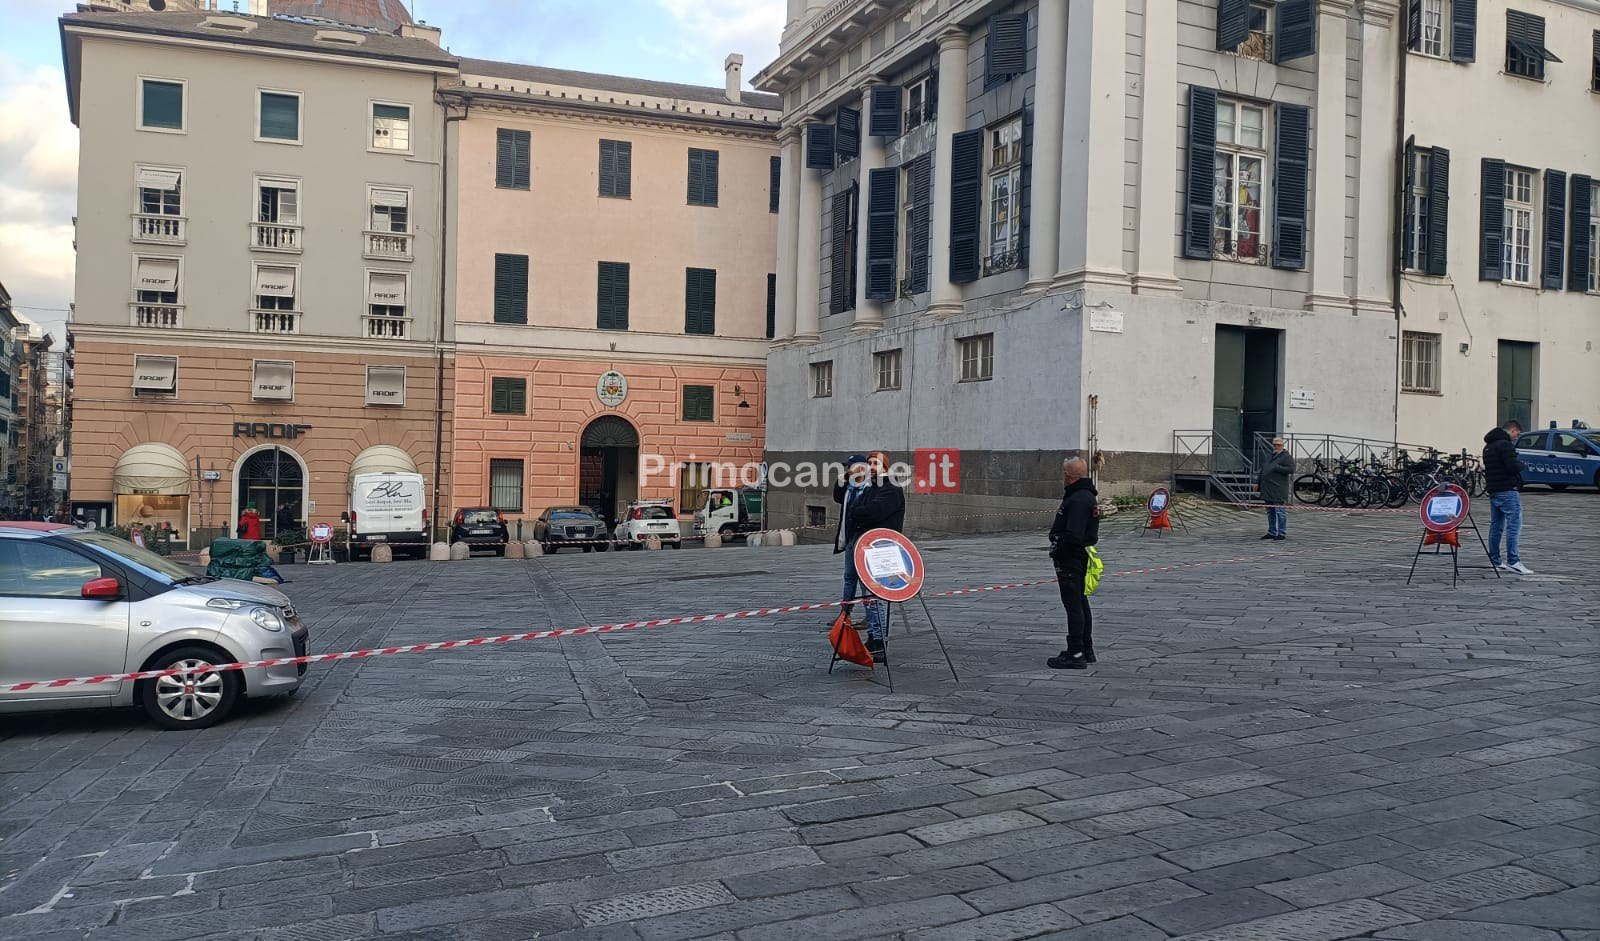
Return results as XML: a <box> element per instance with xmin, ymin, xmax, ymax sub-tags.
<box><xmin>434</xmin><ymin>87</ymin><xmax>469</xmax><ymax>542</ymax></box>
<box><xmin>1392</xmin><ymin>18</ymin><xmax>1410</xmax><ymax>445</ymax></box>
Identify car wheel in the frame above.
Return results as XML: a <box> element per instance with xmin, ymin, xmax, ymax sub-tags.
<box><xmin>582</xmin><ymin>545</ymin><xmax>593</xmax><ymax>553</ymax></box>
<box><xmin>1550</xmin><ymin>484</ymin><xmax>1568</xmax><ymax>492</ymax></box>
<box><xmin>139</xmin><ymin>646</ymin><xmax>242</xmax><ymax>731</ymax></box>
<box><xmin>495</xmin><ymin>546</ymin><xmax>506</xmax><ymax>557</ymax></box>
<box><xmin>719</xmin><ymin>525</ymin><xmax>736</xmax><ymax>541</ymax></box>
<box><xmin>545</xmin><ymin>543</ymin><xmax>556</xmax><ymax>555</ymax></box>
<box><xmin>596</xmin><ymin>542</ymin><xmax>611</xmax><ymax>552</ymax></box>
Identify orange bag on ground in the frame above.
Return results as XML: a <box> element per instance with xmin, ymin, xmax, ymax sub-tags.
<box><xmin>828</xmin><ymin>611</ymin><xmax>874</xmax><ymax>668</ymax></box>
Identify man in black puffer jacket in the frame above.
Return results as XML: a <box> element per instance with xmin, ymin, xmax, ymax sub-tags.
<box><xmin>1047</xmin><ymin>457</ymin><xmax>1100</xmax><ymax>670</ymax></box>
<box><xmin>1483</xmin><ymin>420</ymin><xmax>1531</xmax><ymax>574</ymax></box>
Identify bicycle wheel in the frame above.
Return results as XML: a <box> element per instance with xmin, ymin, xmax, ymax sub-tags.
<box><xmin>1467</xmin><ymin>470</ymin><xmax>1487</xmax><ymax>498</ymax></box>
<box><xmin>1293</xmin><ymin>474</ymin><xmax>1328</xmax><ymax>506</ymax></box>
<box><xmin>1365</xmin><ymin>477</ymin><xmax>1391</xmax><ymax>508</ymax></box>
<box><xmin>1406</xmin><ymin>474</ymin><xmax>1434</xmax><ymax>501</ymax></box>
<box><xmin>1385</xmin><ymin>475</ymin><xmax>1409</xmax><ymax>508</ymax></box>
<box><xmin>1335</xmin><ymin>476</ymin><xmax>1364</xmax><ymax>508</ymax></box>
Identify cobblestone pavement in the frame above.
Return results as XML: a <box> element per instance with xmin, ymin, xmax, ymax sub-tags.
<box><xmin>3</xmin><ymin>492</ymin><xmax>1596</xmax><ymax>941</ymax></box>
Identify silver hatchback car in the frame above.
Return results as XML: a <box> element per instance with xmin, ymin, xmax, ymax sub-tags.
<box><xmin>0</xmin><ymin>523</ymin><xmax>309</xmax><ymax>729</ymax></box>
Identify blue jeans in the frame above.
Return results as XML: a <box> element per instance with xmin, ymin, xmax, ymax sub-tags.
<box><xmin>842</xmin><ymin>538</ymin><xmax>885</xmax><ymax>640</ymax></box>
<box><xmin>1488</xmin><ymin>491</ymin><xmax>1522</xmax><ymax>566</ymax></box>
<box><xmin>1266</xmin><ymin>505</ymin><xmax>1287</xmax><ymax>537</ymax></box>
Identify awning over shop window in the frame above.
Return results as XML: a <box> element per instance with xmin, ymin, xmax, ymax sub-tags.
<box><xmin>252</xmin><ymin>360</ymin><xmax>294</xmax><ymax>401</ymax></box>
<box><xmin>367</xmin><ymin>273</ymin><xmax>407</xmax><ymax>306</ymax></box>
<box><xmin>113</xmin><ymin>442</ymin><xmax>190</xmax><ymax>495</ymax></box>
<box><xmin>349</xmin><ymin>445</ymin><xmax>418</xmax><ymax>481</ymax></box>
<box><xmin>132</xmin><ymin>354</ymin><xmax>177</xmax><ymax>393</ymax></box>
<box><xmin>136</xmin><ymin>168</ymin><xmax>181</xmax><ymax>191</ymax></box>
<box><xmin>254</xmin><ymin>266</ymin><xmax>296</xmax><ymax>298</ymax></box>
<box><xmin>135</xmin><ymin>258</ymin><xmax>178</xmax><ymax>292</ymax></box>
<box><xmin>366</xmin><ymin>366</ymin><xmax>406</xmax><ymax>406</ymax></box>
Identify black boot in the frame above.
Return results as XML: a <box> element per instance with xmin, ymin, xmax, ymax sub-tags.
<box><xmin>1047</xmin><ymin>651</ymin><xmax>1087</xmax><ymax>670</ymax></box>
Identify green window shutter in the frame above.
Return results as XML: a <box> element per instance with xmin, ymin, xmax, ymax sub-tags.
<box><xmin>769</xmin><ymin>155</ymin><xmax>781</xmax><ymax>213</ymax></box>
<box><xmin>1272</xmin><ymin>104</ymin><xmax>1309</xmax><ymax>271</ymax></box>
<box><xmin>1570</xmin><ymin>174</ymin><xmax>1593</xmax><ymax>292</ymax></box>
<box><xmin>766</xmin><ymin>273</ymin><xmax>777</xmax><ymax>339</ymax></box>
<box><xmin>869</xmin><ymin>85</ymin><xmax>902</xmax><ymax>138</ymax></box>
<box><xmin>1480</xmin><ymin>158</ymin><xmax>1505</xmax><ymax>281</ymax></box>
<box><xmin>142</xmin><ymin>80</ymin><xmax>183</xmax><ymax>129</ymax></box>
<box><xmin>1406</xmin><ymin>0</ymin><xmax>1422</xmax><ymax>51</ymax></box>
<box><xmin>1542</xmin><ymin>169</ymin><xmax>1566</xmax><ymax>290</ymax></box>
<box><xmin>685</xmin><ymin>268</ymin><xmax>716</xmax><ymax>335</ymax></box>
<box><xmin>1183</xmin><ymin>85</ymin><xmax>1218</xmax><ymax>259</ymax></box>
<box><xmin>1275</xmin><ymin>0</ymin><xmax>1316</xmax><ymax>62</ymax></box>
<box><xmin>510</xmin><ymin>379</ymin><xmax>527</xmax><ymax>414</ymax></box>
<box><xmin>497</xmin><ymin>129</ymin><xmax>530</xmax><ymax>189</ymax></box>
<box><xmin>865</xmin><ymin>167</ymin><xmax>898</xmax><ymax>301</ymax></box>
<box><xmin>682</xmin><ymin>385</ymin><xmax>714</xmax><ymax>422</ymax></box>
<box><xmin>259</xmin><ymin>92</ymin><xmax>299</xmax><ymax>140</ymax></box>
<box><xmin>491</xmin><ymin>377</ymin><xmax>510</xmax><ymax>413</ymax></box>
<box><xmin>948</xmin><ymin>128</ymin><xmax>984</xmax><ymax>284</ymax></box>
<box><xmin>1451</xmin><ymin>0</ymin><xmax>1477</xmax><ymax>62</ymax></box>
<box><xmin>599</xmin><ymin>140</ymin><xmax>631</xmax><ymax>197</ymax></box>
<box><xmin>984</xmin><ymin>13</ymin><xmax>1028</xmax><ymax>86</ymax></box>
<box><xmin>703</xmin><ymin>150</ymin><xmax>718</xmax><ymax>206</ymax></box>
<box><xmin>597</xmin><ymin>261</ymin><xmax>629</xmax><ymax>330</ymax></box>
<box><xmin>688</xmin><ymin>149</ymin><xmax>718</xmax><ymax>205</ymax></box>
<box><xmin>1425</xmin><ymin>146</ymin><xmax>1451</xmax><ymax>277</ymax></box>
<box><xmin>494</xmin><ymin>253</ymin><xmax>528</xmax><ymax>324</ymax></box>
<box><xmin>909</xmin><ymin>155</ymin><xmax>933</xmax><ymax>293</ymax></box>
<box><xmin>1019</xmin><ymin>101</ymin><xmax>1034</xmax><ymax>267</ymax></box>
<box><xmin>835</xmin><ymin>106</ymin><xmax>861</xmax><ymax>159</ymax></box>
<box><xmin>828</xmin><ymin>190</ymin><xmax>852</xmax><ymax>314</ymax></box>
<box><xmin>1217</xmin><ymin>0</ymin><xmax>1251</xmax><ymax>50</ymax></box>
<box><xmin>806</xmin><ymin>125</ymin><xmax>835</xmax><ymax>170</ymax></box>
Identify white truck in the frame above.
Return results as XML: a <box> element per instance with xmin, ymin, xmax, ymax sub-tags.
<box><xmin>344</xmin><ymin>471</ymin><xmax>429</xmax><ymax>560</ymax></box>
<box><xmin>693</xmin><ymin>488</ymin><xmax>766</xmax><ymax>542</ymax></box>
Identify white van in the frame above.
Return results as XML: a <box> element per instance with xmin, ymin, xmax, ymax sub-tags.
<box><xmin>346</xmin><ymin>472</ymin><xmax>429</xmax><ymax>560</ymax></box>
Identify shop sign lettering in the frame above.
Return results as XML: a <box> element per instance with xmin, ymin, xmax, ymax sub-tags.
<box><xmin>232</xmin><ymin>422</ymin><xmax>313</xmax><ymax>439</ymax></box>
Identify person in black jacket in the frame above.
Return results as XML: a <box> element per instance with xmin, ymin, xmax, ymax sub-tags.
<box><xmin>1483</xmin><ymin>420</ymin><xmax>1532</xmax><ymax>574</ymax></box>
<box><xmin>1258</xmin><ymin>437</ymin><xmax>1294</xmax><ymax>540</ymax></box>
<box><xmin>1047</xmin><ymin>457</ymin><xmax>1100</xmax><ymax>670</ymax></box>
<box><xmin>839</xmin><ymin>451</ymin><xmax>906</xmax><ymax>658</ymax></box>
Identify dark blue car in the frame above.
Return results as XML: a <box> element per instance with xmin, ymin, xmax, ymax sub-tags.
<box><xmin>1515</xmin><ymin>427</ymin><xmax>1600</xmax><ymax>491</ymax></box>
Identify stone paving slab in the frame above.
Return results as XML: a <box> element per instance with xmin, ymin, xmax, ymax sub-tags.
<box><xmin>0</xmin><ymin>493</ymin><xmax>1595</xmax><ymax>940</ymax></box>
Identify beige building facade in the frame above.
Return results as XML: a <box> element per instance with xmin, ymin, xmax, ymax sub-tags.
<box><xmin>62</xmin><ymin>9</ymin><xmax>459</xmax><ymax>545</ymax></box>
<box><xmin>443</xmin><ymin>59</ymin><xmax>780</xmax><ymax>528</ymax></box>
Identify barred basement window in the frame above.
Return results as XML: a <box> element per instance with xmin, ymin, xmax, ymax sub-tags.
<box><xmin>489</xmin><ymin>459</ymin><xmax>524</xmax><ymax>512</ymax></box>
<box><xmin>1401</xmin><ymin>331</ymin><xmax>1442</xmax><ymax>393</ymax></box>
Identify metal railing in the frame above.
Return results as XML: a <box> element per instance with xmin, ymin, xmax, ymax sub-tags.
<box><xmin>252</xmin><ymin>222</ymin><xmax>303</xmax><ymax>252</ymax></box>
<box><xmin>1172</xmin><ymin>430</ymin><xmax>1256</xmax><ymax>480</ymax></box>
<box><xmin>130</xmin><ymin>303</ymin><xmax>182</xmax><ymax>329</ymax></box>
<box><xmin>1249</xmin><ymin>432</ymin><xmax>1439</xmax><ymax>473</ymax></box>
<box><xmin>982</xmin><ymin>248</ymin><xmax>1023</xmax><ymax>277</ymax></box>
<box><xmin>132</xmin><ymin>214</ymin><xmax>185</xmax><ymax>244</ymax></box>
<box><xmin>364</xmin><ymin>231</ymin><xmax>412</xmax><ymax>260</ymax></box>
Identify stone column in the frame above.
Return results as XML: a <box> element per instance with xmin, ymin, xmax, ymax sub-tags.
<box><xmin>1354</xmin><ymin>0</ymin><xmax>1400</xmax><ymax>312</ymax></box>
<box><xmin>794</xmin><ymin>119</ymin><xmax>823</xmax><ymax>343</ymax></box>
<box><xmin>853</xmin><ymin>80</ymin><xmax>887</xmax><ymax>332</ymax></box>
<box><xmin>1057</xmin><ymin>0</ymin><xmax>1132</xmax><ymax>290</ymax></box>
<box><xmin>928</xmin><ymin>27</ymin><xmax>969</xmax><ymax>318</ymax></box>
<box><xmin>1025</xmin><ymin>0</ymin><xmax>1068</xmax><ymax>292</ymax></box>
<box><xmin>1306</xmin><ymin>0</ymin><xmax>1354</xmax><ymax>312</ymax></box>
<box><xmin>1133</xmin><ymin>0</ymin><xmax>1183</xmax><ymax>295</ymax></box>
<box><xmin>774</xmin><ymin>127</ymin><xmax>801</xmax><ymax>341</ymax></box>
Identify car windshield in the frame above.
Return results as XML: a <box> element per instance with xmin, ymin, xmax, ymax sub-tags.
<box><xmin>65</xmin><ymin>529</ymin><xmax>198</xmax><ymax>583</ymax></box>
<box><xmin>462</xmin><ymin>510</ymin><xmax>500</xmax><ymax>525</ymax></box>
<box><xmin>552</xmin><ymin>511</ymin><xmax>597</xmax><ymax>521</ymax></box>
<box><xmin>1583</xmin><ymin>432</ymin><xmax>1600</xmax><ymax>451</ymax></box>
<box><xmin>636</xmin><ymin>506</ymin><xmax>673</xmax><ymax>520</ymax></box>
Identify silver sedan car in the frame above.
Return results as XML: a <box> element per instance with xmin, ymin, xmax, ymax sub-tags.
<box><xmin>0</xmin><ymin>523</ymin><xmax>308</xmax><ymax>729</ymax></box>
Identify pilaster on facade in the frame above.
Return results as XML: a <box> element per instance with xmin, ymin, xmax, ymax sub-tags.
<box><xmin>794</xmin><ymin>117</ymin><xmax>824</xmax><ymax>344</ymax></box>
<box><xmin>1024</xmin><ymin>0</ymin><xmax>1068</xmax><ymax>294</ymax></box>
<box><xmin>1132</xmin><ymin>0</ymin><xmax>1183</xmax><ymax>298</ymax></box>
<box><xmin>774</xmin><ymin>125</ymin><xmax>802</xmax><ymax>342</ymax></box>
<box><xmin>1056</xmin><ymin>0</ymin><xmax>1132</xmax><ymax>294</ymax></box>
<box><xmin>927</xmin><ymin>26</ymin><xmax>969</xmax><ymax>320</ymax></box>
<box><xmin>1353</xmin><ymin>0</ymin><xmax>1402</xmax><ymax>314</ymax></box>
<box><xmin>851</xmin><ymin>76</ymin><xmax>888</xmax><ymax>333</ymax></box>
<box><xmin>1306</xmin><ymin>0</ymin><xmax>1357</xmax><ymax>311</ymax></box>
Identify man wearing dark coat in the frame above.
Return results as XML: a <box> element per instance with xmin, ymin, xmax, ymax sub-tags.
<box><xmin>1258</xmin><ymin>437</ymin><xmax>1294</xmax><ymax>540</ymax></box>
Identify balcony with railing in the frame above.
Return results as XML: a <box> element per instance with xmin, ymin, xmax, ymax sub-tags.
<box><xmin>251</xmin><ymin>309</ymin><xmax>301</xmax><ymax>334</ymax></box>
<box><xmin>363</xmin><ymin>314</ymin><xmax>411</xmax><ymax>340</ymax></box>
<box><xmin>364</xmin><ymin>231</ymin><xmax>413</xmax><ymax>261</ymax></box>
<box><xmin>251</xmin><ymin>222</ymin><xmax>303</xmax><ymax>253</ymax></box>
<box><xmin>132</xmin><ymin>214</ymin><xmax>186</xmax><ymax>244</ymax></box>
<box><xmin>130</xmin><ymin>303</ymin><xmax>183</xmax><ymax>329</ymax></box>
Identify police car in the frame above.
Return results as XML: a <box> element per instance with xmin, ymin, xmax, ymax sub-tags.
<box><xmin>1515</xmin><ymin>424</ymin><xmax>1600</xmax><ymax>491</ymax></box>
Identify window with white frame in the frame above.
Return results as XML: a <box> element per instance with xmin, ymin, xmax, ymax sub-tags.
<box><xmin>138</xmin><ymin>77</ymin><xmax>184</xmax><ymax>131</ymax></box>
<box><xmin>488</xmin><ymin>459</ymin><xmax>524</xmax><ymax>512</ymax></box>
<box><xmin>134</xmin><ymin>256</ymin><xmax>180</xmax><ymax>305</ymax></box>
<box><xmin>367</xmin><ymin>271</ymin><xmax>408</xmax><ymax>318</ymax></box>
<box><xmin>371</xmin><ymin>102</ymin><xmax>411</xmax><ymax>152</ymax></box>
<box><xmin>258</xmin><ymin>90</ymin><xmax>301</xmax><ymax>142</ymax></box>
<box><xmin>874</xmin><ymin>349</ymin><xmax>902</xmax><ymax>392</ymax></box>
<box><xmin>1419</xmin><ymin>0</ymin><xmax>1447</xmax><ymax>57</ymax></box>
<box><xmin>1213</xmin><ymin>99</ymin><xmax>1268</xmax><ymax>263</ymax></box>
<box><xmin>254</xmin><ymin>265</ymin><xmax>298</xmax><ymax>310</ymax></box>
<box><xmin>1589</xmin><ymin>181</ymin><xmax>1599</xmax><ymax>292</ymax></box>
<box><xmin>136</xmin><ymin>167</ymin><xmax>182</xmax><ymax>216</ymax></box>
<box><xmin>258</xmin><ymin>178</ymin><xmax>300</xmax><ymax>225</ymax></box>
<box><xmin>810</xmin><ymin>361</ymin><xmax>833</xmax><ymax>398</ymax></box>
<box><xmin>1401</xmin><ymin>331</ymin><xmax>1442</xmax><ymax>393</ymax></box>
<box><xmin>1502</xmin><ymin>167</ymin><xmax>1535</xmax><ymax>284</ymax></box>
<box><xmin>1239</xmin><ymin>2</ymin><xmax>1273</xmax><ymax>60</ymax></box>
<box><xmin>369</xmin><ymin>187</ymin><xmax>409</xmax><ymax>233</ymax></box>
<box><xmin>958</xmin><ymin>334</ymin><xmax>994</xmax><ymax>382</ymax></box>
<box><xmin>985</xmin><ymin>115</ymin><xmax>1024</xmax><ymax>271</ymax></box>
<box><xmin>904</xmin><ymin>72</ymin><xmax>935</xmax><ymax>129</ymax></box>
<box><xmin>1405</xmin><ymin>150</ymin><xmax>1433</xmax><ymax>272</ymax></box>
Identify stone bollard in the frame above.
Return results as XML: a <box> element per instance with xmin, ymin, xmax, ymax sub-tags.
<box><xmin>429</xmin><ymin>542</ymin><xmax>449</xmax><ymax>561</ymax></box>
<box><xmin>526</xmin><ymin>540</ymin><xmax>544</xmax><ymax>558</ymax></box>
<box><xmin>644</xmin><ymin>535</ymin><xmax>662</xmax><ymax>550</ymax></box>
<box><xmin>778</xmin><ymin>529</ymin><xmax>797</xmax><ymax>547</ymax></box>
<box><xmin>748</xmin><ymin>532</ymin><xmax>764</xmax><ymax>548</ymax></box>
<box><xmin>449</xmin><ymin>541</ymin><xmax>470</xmax><ymax>561</ymax></box>
<box><xmin>199</xmin><ymin>548</ymin><xmax>211</xmax><ymax>566</ymax></box>
<box><xmin>703</xmin><ymin>531</ymin><xmax>723</xmax><ymax>549</ymax></box>
<box><xmin>505</xmin><ymin>540</ymin><xmax>526</xmax><ymax>559</ymax></box>
<box><xmin>371</xmin><ymin>544</ymin><xmax>393</xmax><ymax>564</ymax></box>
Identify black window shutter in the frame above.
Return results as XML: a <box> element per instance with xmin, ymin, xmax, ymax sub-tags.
<box><xmin>494</xmin><ymin>253</ymin><xmax>528</xmax><ymax>324</ymax></box>
<box><xmin>949</xmin><ymin>128</ymin><xmax>984</xmax><ymax>283</ymax></box>
<box><xmin>496</xmin><ymin>130</ymin><xmax>514</xmax><ymax>188</ymax></box>
<box><xmin>806</xmin><ymin>125</ymin><xmax>835</xmax><ymax>170</ymax></box>
<box><xmin>1592</xmin><ymin>31</ymin><xmax>1599</xmax><ymax>92</ymax></box>
<box><xmin>1217</xmin><ymin>0</ymin><xmax>1251</xmax><ymax>51</ymax></box>
<box><xmin>985</xmin><ymin>13</ymin><xmax>1028</xmax><ymax>86</ymax></box>
<box><xmin>684</xmin><ymin>268</ymin><xmax>716</xmax><ymax>335</ymax></box>
<box><xmin>829</xmin><ymin>190</ymin><xmax>851</xmax><ymax>314</ymax></box>
<box><xmin>612</xmin><ymin>141</ymin><xmax>632</xmax><ymax>198</ymax></box>
<box><xmin>504</xmin><ymin>130</ymin><xmax>530</xmax><ymax>189</ymax></box>
<box><xmin>1451</xmin><ymin>0</ymin><xmax>1477</xmax><ymax>62</ymax></box>
<box><xmin>869</xmin><ymin>85</ymin><xmax>902</xmax><ymax>138</ymax></box>
<box><xmin>1019</xmin><ymin>101</ymin><xmax>1034</xmax><ymax>268</ymax></box>
<box><xmin>1183</xmin><ymin>85</ymin><xmax>1219</xmax><ymax>259</ymax></box>
<box><xmin>687</xmin><ymin>149</ymin><xmax>703</xmax><ymax>204</ymax></box>
<box><xmin>1479</xmin><ymin>157</ymin><xmax>1506</xmax><ymax>281</ymax></box>
<box><xmin>769</xmin><ymin>155</ymin><xmax>781</xmax><ymax>213</ymax></box>
<box><xmin>1407</xmin><ymin>0</ymin><xmax>1422</xmax><ymax>51</ymax></box>
<box><xmin>703</xmin><ymin>150</ymin><xmax>719</xmax><ymax>206</ymax></box>
<box><xmin>1272</xmin><ymin>104</ymin><xmax>1310</xmax><ymax>271</ymax></box>
<box><xmin>1569</xmin><ymin>174</ymin><xmax>1593</xmax><ymax>292</ymax></box>
<box><xmin>1542</xmin><ymin>169</ymin><xmax>1566</xmax><ymax>290</ymax></box>
<box><xmin>1426</xmin><ymin>146</ymin><xmax>1450</xmax><ymax>276</ymax></box>
<box><xmin>491</xmin><ymin>378</ymin><xmax>509</xmax><ymax>413</ymax></box>
<box><xmin>836</xmin><ymin>106</ymin><xmax>861</xmax><ymax>159</ymax></box>
<box><xmin>766</xmin><ymin>273</ymin><xmax>777</xmax><ymax>338</ymax></box>
<box><xmin>599</xmin><ymin>141</ymin><xmax>615</xmax><ymax>196</ymax></box>
<box><xmin>866</xmin><ymin>167</ymin><xmax>898</xmax><ymax>301</ymax></box>
<box><xmin>597</xmin><ymin>261</ymin><xmax>629</xmax><ymax>330</ymax></box>
<box><xmin>909</xmin><ymin>155</ymin><xmax>933</xmax><ymax>293</ymax></box>
<box><xmin>1403</xmin><ymin>136</ymin><xmax>1417</xmax><ymax>267</ymax></box>
<box><xmin>1275</xmin><ymin>0</ymin><xmax>1316</xmax><ymax>62</ymax></box>
<box><xmin>510</xmin><ymin>380</ymin><xmax>526</xmax><ymax>415</ymax></box>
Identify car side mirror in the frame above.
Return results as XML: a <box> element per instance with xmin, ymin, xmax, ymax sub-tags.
<box><xmin>81</xmin><ymin>577</ymin><xmax>123</xmax><ymax>600</ymax></box>
<box><xmin>340</xmin><ymin>512</ymin><xmax>350</xmax><ymax>523</ymax></box>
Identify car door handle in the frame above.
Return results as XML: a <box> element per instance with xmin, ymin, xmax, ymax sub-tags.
<box><xmin>139</xmin><ymin>621</ymin><xmax>153</xmax><ymax>627</ymax></box>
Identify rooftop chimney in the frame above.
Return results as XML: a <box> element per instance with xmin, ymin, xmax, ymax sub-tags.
<box><xmin>724</xmin><ymin>53</ymin><xmax>743</xmax><ymax>104</ymax></box>
<box><xmin>401</xmin><ymin>20</ymin><xmax>442</xmax><ymax>45</ymax></box>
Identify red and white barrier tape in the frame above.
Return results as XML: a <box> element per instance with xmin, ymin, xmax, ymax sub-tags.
<box><xmin>3</xmin><ymin>539</ymin><xmax>1392</xmax><ymax>693</ymax></box>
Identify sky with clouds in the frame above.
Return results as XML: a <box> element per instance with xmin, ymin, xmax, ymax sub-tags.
<box><xmin>0</xmin><ymin>0</ymin><xmax>785</xmax><ymax>340</ymax></box>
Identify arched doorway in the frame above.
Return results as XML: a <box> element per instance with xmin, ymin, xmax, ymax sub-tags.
<box><xmin>579</xmin><ymin>416</ymin><xmax>638</xmax><ymax>528</ymax></box>
<box><xmin>234</xmin><ymin>445</ymin><xmax>306</xmax><ymax>540</ymax></box>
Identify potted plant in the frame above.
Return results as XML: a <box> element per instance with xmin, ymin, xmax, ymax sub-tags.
<box><xmin>331</xmin><ymin>527</ymin><xmax>350</xmax><ymax>563</ymax></box>
<box><xmin>273</xmin><ymin>527</ymin><xmax>306</xmax><ymax>565</ymax></box>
